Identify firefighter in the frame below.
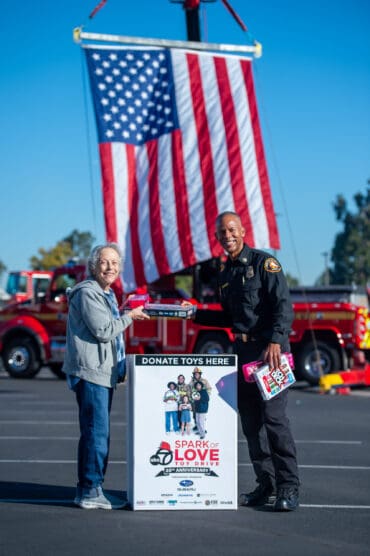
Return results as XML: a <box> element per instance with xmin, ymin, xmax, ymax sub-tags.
<box><xmin>196</xmin><ymin>211</ymin><xmax>299</xmax><ymax>511</ymax></box>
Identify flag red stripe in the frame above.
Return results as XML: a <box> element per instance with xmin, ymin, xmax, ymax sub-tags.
<box><xmin>146</xmin><ymin>140</ymin><xmax>171</xmax><ymax>276</ymax></box>
<box><xmin>171</xmin><ymin>130</ymin><xmax>197</xmax><ymax>268</ymax></box>
<box><xmin>99</xmin><ymin>143</ymin><xmax>118</xmax><ymax>243</ymax></box>
<box><xmin>241</xmin><ymin>60</ymin><xmax>280</xmax><ymax>249</ymax></box>
<box><xmin>187</xmin><ymin>53</ymin><xmax>219</xmax><ymax>253</ymax></box>
<box><xmin>126</xmin><ymin>145</ymin><xmax>146</xmax><ymax>288</ymax></box>
<box><xmin>213</xmin><ymin>57</ymin><xmax>255</xmax><ymax>246</ymax></box>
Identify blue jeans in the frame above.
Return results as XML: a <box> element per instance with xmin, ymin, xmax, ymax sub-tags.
<box><xmin>75</xmin><ymin>379</ymin><xmax>113</xmax><ymax>490</ymax></box>
<box><xmin>165</xmin><ymin>411</ymin><xmax>179</xmax><ymax>432</ymax></box>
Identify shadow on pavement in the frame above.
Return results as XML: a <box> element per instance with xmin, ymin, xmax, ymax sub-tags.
<box><xmin>0</xmin><ymin>481</ymin><xmax>128</xmax><ymax>508</ymax></box>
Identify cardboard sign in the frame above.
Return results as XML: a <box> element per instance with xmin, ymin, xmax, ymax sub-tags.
<box><xmin>126</xmin><ymin>354</ymin><xmax>238</xmax><ymax>510</ymax></box>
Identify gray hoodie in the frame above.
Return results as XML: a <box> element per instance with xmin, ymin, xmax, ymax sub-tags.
<box><xmin>62</xmin><ymin>279</ymin><xmax>132</xmax><ymax>388</ymax></box>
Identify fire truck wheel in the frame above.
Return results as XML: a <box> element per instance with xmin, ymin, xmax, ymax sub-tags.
<box><xmin>195</xmin><ymin>332</ymin><xmax>232</xmax><ymax>355</ymax></box>
<box><xmin>48</xmin><ymin>363</ymin><xmax>66</xmax><ymax>380</ymax></box>
<box><xmin>296</xmin><ymin>341</ymin><xmax>340</xmax><ymax>385</ymax></box>
<box><xmin>3</xmin><ymin>337</ymin><xmax>41</xmax><ymax>379</ymax></box>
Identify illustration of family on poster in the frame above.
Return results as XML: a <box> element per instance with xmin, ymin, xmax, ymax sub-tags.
<box><xmin>163</xmin><ymin>368</ymin><xmax>212</xmax><ymax>439</ymax></box>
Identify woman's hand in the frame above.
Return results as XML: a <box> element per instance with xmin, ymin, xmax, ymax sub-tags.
<box><xmin>127</xmin><ymin>305</ymin><xmax>150</xmax><ymax>321</ymax></box>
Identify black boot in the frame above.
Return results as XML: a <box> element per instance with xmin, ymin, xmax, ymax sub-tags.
<box><xmin>273</xmin><ymin>487</ymin><xmax>299</xmax><ymax>511</ymax></box>
<box><xmin>239</xmin><ymin>484</ymin><xmax>275</xmax><ymax>507</ymax></box>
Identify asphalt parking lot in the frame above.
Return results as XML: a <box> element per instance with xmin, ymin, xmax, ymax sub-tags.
<box><xmin>0</xmin><ymin>367</ymin><xmax>369</xmax><ymax>556</ymax></box>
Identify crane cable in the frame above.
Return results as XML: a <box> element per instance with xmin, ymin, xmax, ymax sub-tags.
<box><xmin>80</xmin><ymin>49</ymin><xmax>98</xmax><ymax>238</ymax></box>
<box><xmin>253</xmin><ymin>63</ymin><xmax>325</xmax><ymax>377</ymax></box>
<box><xmin>89</xmin><ymin>0</ymin><xmax>108</xmax><ymax>20</ymax></box>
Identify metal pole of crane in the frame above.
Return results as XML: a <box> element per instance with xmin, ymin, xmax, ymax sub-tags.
<box><xmin>185</xmin><ymin>2</ymin><xmax>201</xmax><ymax>41</ymax></box>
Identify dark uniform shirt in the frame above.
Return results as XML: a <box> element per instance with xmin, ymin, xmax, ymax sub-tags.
<box><xmin>196</xmin><ymin>244</ymin><xmax>294</xmax><ymax>346</ymax></box>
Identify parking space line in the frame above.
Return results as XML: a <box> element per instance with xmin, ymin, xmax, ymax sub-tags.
<box><xmin>238</xmin><ymin>440</ymin><xmax>363</xmax><ymax>445</ymax></box>
<box><xmin>0</xmin><ymin>436</ymin><xmax>78</xmax><ymax>440</ymax></box>
<box><xmin>1</xmin><ymin>437</ymin><xmax>363</xmax><ymax>443</ymax></box>
<box><xmin>0</xmin><ymin>421</ymin><xmax>126</xmax><ymax>425</ymax></box>
<box><xmin>1</xmin><ymin>460</ymin><xmax>370</xmax><ymax>470</ymax></box>
<box><xmin>300</xmin><ymin>504</ymin><xmax>370</xmax><ymax>509</ymax></box>
<box><xmin>239</xmin><ymin>463</ymin><xmax>370</xmax><ymax>470</ymax></box>
<box><xmin>294</xmin><ymin>440</ymin><xmax>363</xmax><ymax>445</ymax></box>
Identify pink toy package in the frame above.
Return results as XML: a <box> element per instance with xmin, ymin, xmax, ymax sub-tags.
<box><xmin>242</xmin><ymin>353</ymin><xmax>296</xmax><ymax>400</ymax></box>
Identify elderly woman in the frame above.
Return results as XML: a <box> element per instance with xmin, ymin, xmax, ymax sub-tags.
<box><xmin>63</xmin><ymin>242</ymin><xmax>149</xmax><ymax>510</ymax></box>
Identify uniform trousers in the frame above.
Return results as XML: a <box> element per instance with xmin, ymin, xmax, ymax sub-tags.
<box><xmin>235</xmin><ymin>338</ymin><xmax>299</xmax><ymax>490</ymax></box>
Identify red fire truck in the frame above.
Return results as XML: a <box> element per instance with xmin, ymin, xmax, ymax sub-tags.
<box><xmin>4</xmin><ymin>270</ymin><xmax>53</xmax><ymax>305</ymax></box>
<box><xmin>0</xmin><ymin>259</ymin><xmax>369</xmax><ymax>383</ymax></box>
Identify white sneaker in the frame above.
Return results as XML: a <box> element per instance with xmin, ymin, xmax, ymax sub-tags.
<box><xmin>77</xmin><ymin>487</ymin><xmax>127</xmax><ymax>510</ymax></box>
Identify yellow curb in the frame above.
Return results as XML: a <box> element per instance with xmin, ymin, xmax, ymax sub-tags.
<box><xmin>319</xmin><ymin>374</ymin><xmax>344</xmax><ymax>392</ymax></box>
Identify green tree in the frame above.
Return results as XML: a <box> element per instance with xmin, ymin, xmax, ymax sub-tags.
<box><xmin>285</xmin><ymin>272</ymin><xmax>300</xmax><ymax>287</ymax></box>
<box><xmin>331</xmin><ymin>183</ymin><xmax>370</xmax><ymax>285</ymax></box>
<box><xmin>29</xmin><ymin>230</ymin><xmax>95</xmax><ymax>270</ymax></box>
<box><xmin>314</xmin><ymin>269</ymin><xmax>335</xmax><ymax>286</ymax></box>
<box><xmin>63</xmin><ymin>229</ymin><xmax>95</xmax><ymax>260</ymax></box>
<box><xmin>30</xmin><ymin>241</ymin><xmax>74</xmax><ymax>270</ymax></box>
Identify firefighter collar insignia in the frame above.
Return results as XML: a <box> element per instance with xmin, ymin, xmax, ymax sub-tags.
<box><xmin>264</xmin><ymin>257</ymin><xmax>281</xmax><ymax>273</ymax></box>
<box><xmin>220</xmin><ymin>263</ymin><xmax>225</xmax><ymax>271</ymax></box>
<box><xmin>246</xmin><ymin>265</ymin><xmax>254</xmax><ymax>279</ymax></box>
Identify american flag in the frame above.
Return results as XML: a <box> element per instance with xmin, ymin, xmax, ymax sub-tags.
<box><xmin>84</xmin><ymin>45</ymin><xmax>279</xmax><ymax>292</ymax></box>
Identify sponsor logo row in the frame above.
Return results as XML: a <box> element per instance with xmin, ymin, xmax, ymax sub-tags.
<box><xmin>136</xmin><ymin>499</ymin><xmax>234</xmax><ymax>506</ymax></box>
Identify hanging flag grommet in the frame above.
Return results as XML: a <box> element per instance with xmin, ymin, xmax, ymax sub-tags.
<box><xmin>73</xmin><ymin>27</ymin><xmax>83</xmax><ymax>43</ymax></box>
<box><xmin>254</xmin><ymin>41</ymin><xmax>262</xmax><ymax>58</ymax></box>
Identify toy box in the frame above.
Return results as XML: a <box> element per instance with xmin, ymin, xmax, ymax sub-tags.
<box><xmin>124</xmin><ymin>294</ymin><xmax>197</xmax><ymax>319</ymax></box>
<box><xmin>143</xmin><ymin>303</ymin><xmax>197</xmax><ymax>319</ymax></box>
<box><xmin>242</xmin><ymin>353</ymin><xmax>296</xmax><ymax>400</ymax></box>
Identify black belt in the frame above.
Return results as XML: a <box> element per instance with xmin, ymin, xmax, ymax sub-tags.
<box><xmin>234</xmin><ymin>333</ymin><xmax>257</xmax><ymax>343</ymax></box>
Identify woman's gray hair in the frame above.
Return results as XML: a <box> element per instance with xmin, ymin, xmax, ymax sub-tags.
<box><xmin>87</xmin><ymin>243</ymin><xmax>122</xmax><ymax>277</ymax></box>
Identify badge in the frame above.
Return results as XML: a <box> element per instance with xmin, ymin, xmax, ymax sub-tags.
<box><xmin>264</xmin><ymin>257</ymin><xmax>281</xmax><ymax>273</ymax></box>
<box><xmin>220</xmin><ymin>263</ymin><xmax>225</xmax><ymax>271</ymax></box>
<box><xmin>246</xmin><ymin>266</ymin><xmax>254</xmax><ymax>279</ymax></box>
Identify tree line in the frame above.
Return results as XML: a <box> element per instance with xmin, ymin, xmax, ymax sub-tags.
<box><xmin>0</xmin><ymin>183</ymin><xmax>369</xmax><ymax>286</ymax></box>
<box><xmin>0</xmin><ymin>230</ymin><xmax>95</xmax><ymax>284</ymax></box>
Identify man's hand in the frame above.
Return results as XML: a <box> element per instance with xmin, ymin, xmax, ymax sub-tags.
<box><xmin>263</xmin><ymin>342</ymin><xmax>282</xmax><ymax>370</ymax></box>
<box><xmin>180</xmin><ymin>300</ymin><xmax>196</xmax><ymax>319</ymax></box>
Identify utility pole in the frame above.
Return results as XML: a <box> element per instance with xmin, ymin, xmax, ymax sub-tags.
<box><xmin>169</xmin><ymin>0</ymin><xmax>203</xmax><ymax>42</ymax></box>
<box><xmin>185</xmin><ymin>0</ymin><xmax>202</xmax><ymax>41</ymax></box>
<box><xmin>170</xmin><ymin>0</ymin><xmax>247</xmax><ymax>42</ymax></box>
<box><xmin>321</xmin><ymin>251</ymin><xmax>330</xmax><ymax>285</ymax></box>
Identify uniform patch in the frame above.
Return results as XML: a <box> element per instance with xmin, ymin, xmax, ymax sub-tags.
<box><xmin>264</xmin><ymin>257</ymin><xmax>281</xmax><ymax>273</ymax></box>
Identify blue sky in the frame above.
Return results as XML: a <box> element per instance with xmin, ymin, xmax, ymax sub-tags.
<box><xmin>0</xmin><ymin>0</ymin><xmax>369</xmax><ymax>286</ymax></box>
